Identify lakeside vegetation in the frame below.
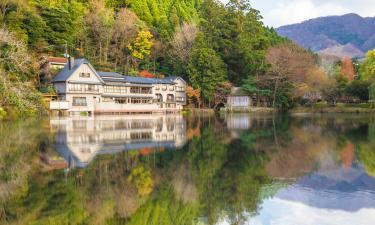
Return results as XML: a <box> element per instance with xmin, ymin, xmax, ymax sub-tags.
<box><xmin>1</xmin><ymin>0</ymin><xmax>375</xmax><ymax>116</ymax></box>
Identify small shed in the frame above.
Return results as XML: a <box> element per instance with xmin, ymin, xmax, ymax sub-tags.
<box><xmin>227</xmin><ymin>87</ymin><xmax>252</xmax><ymax>108</ymax></box>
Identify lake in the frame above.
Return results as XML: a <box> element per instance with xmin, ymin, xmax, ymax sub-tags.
<box><xmin>1</xmin><ymin>113</ymin><xmax>375</xmax><ymax>225</ymax></box>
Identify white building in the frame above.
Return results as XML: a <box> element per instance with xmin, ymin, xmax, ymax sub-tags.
<box><xmin>50</xmin><ymin>58</ymin><xmax>187</xmax><ymax>115</ymax></box>
<box><xmin>226</xmin><ymin>87</ymin><xmax>252</xmax><ymax>108</ymax></box>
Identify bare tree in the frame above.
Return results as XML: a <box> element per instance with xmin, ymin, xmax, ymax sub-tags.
<box><xmin>85</xmin><ymin>0</ymin><xmax>114</xmax><ymax>64</ymax></box>
<box><xmin>170</xmin><ymin>22</ymin><xmax>198</xmax><ymax>63</ymax></box>
<box><xmin>0</xmin><ymin>27</ymin><xmax>33</xmax><ymax>75</ymax></box>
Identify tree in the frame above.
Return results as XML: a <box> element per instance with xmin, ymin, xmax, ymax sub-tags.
<box><xmin>341</xmin><ymin>57</ymin><xmax>355</xmax><ymax>82</ymax></box>
<box><xmin>170</xmin><ymin>22</ymin><xmax>198</xmax><ymax>63</ymax></box>
<box><xmin>187</xmin><ymin>35</ymin><xmax>227</xmax><ymax>105</ymax></box>
<box><xmin>345</xmin><ymin>80</ymin><xmax>370</xmax><ymax>101</ymax></box>
<box><xmin>266</xmin><ymin>43</ymin><xmax>318</xmax><ymax>107</ymax></box>
<box><xmin>110</xmin><ymin>8</ymin><xmax>142</xmax><ymax>72</ymax></box>
<box><xmin>85</xmin><ymin>0</ymin><xmax>115</xmax><ymax>64</ymax></box>
<box><xmin>360</xmin><ymin>49</ymin><xmax>375</xmax><ymax>80</ymax></box>
<box><xmin>186</xmin><ymin>86</ymin><xmax>201</xmax><ymax>107</ymax></box>
<box><xmin>127</xmin><ymin>30</ymin><xmax>154</xmax><ymax>61</ymax></box>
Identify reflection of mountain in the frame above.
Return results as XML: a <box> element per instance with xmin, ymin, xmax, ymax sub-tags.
<box><xmin>277</xmin><ymin>166</ymin><xmax>375</xmax><ymax>212</ymax></box>
<box><xmin>51</xmin><ymin>115</ymin><xmax>187</xmax><ymax>168</ymax></box>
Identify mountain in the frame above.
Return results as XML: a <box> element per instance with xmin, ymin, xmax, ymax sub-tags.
<box><xmin>276</xmin><ymin>13</ymin><xmax>375</xmax><ymax>58</ymax></box>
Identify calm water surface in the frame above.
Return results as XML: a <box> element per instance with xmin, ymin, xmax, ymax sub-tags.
<box><xmin>1</xmin><ymin>113</ymin><xmax>375</xmax><ymax>225</ymax></box>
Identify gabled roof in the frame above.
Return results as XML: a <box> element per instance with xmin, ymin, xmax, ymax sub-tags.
<box><xmin>52</xmin><ymin>58</ymin><xmax>185</xmax><ymax>85</ymax></box>
<box><xmin>52</xmin><ymin>58</ymin><xmax>104</xmax><ymax>83</ymax></box>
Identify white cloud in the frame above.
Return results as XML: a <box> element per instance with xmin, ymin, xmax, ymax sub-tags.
<box><xmin>250</xmin><ymin>0</ymin><xmax>375</xmax><ymax>27</ymax></box>
<box><xmin>249</xmin><ymin>198</ymin><xmax>375</xmax><ymax>225</ymax></box>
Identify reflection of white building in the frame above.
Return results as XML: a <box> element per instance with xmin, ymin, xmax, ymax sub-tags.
<box><xmin>51</xmin><ymin>115</ymin><xmax>187</xmax><ymax>168</ymax></box>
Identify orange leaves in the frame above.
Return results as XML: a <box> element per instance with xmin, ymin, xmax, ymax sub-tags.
<box><xmin>139</xmin><ymin>70</ymin><xmax>155</xmax><ymax>78</ymax></box>
<box><xmin>341</xmin><ymin>57</ymin><xmax>356</xmax><ymax>82</ymax></box>
<box><xmin>186</xmin><ymin>86</ymin><xmax>201</xmax><ymax>106</ymax></box>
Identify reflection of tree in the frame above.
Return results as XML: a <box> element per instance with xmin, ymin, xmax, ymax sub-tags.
<box><xmin>128</xmin><ymin>166</ymin><xmax>153</xmax><ymax>196</ymax></box>
<box><xmin>125</xmin><ymin>185</ymin><xmax>199</xmax><ymax>225</ymax></box>
<box><xmin>186</xmin><ymin>124</ymin><xmax>274</xmax><ymax>225</ymax></box>
<box><xmin>357</xmin><ymin>124</ymin><xmax>375</xmax><ymax>177</ymax></box>
<box><xmin>0</xmin><ymin>119</ymin><xmax>47</xmax><ymax>223</ymax></box>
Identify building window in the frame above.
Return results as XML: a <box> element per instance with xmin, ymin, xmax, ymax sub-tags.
<box><xmin>162</xmin><ymin>85</ymin><xmax>167</xmax><ymax>91</ymax></box>
<box><xmin>169</xmin><ymin>86</ymin><xmax>175</xmax><ymax>91</ymax></box>
<box><xmin>115</xmin><ymin>98</ymin><xmax>127</xmax><ymax>104</ymax></box>
<box><xmin>176</xmin><ymin>86</ymin><xmax>185</xmax><ymax>92</ymax></box>
<box><xmin>79</xmin><ymin>72</ymin><xmax>90</xmax><ymax>78</ymax></box>
<box><xmin>103</xmin><ymin>97</ymin><xmax>113</xmax><ymax>102</ymax></box>
<box><xmin>69</xmin><ymin>84</ymin><xmax>82</xmax><ymax>91</ymax></box>
<box><xmin>86</xmin><ymin>84</ymin><xmax>98</xmax><ymax>92</ymax></box>
<box><xmin>176</xmin><ymin>97</ymin><xmax>184</xmax><ymax>102</ymax></box>
<box><xmin>167</xmin><ymin>94</ymin><xmax>174</xmax><ymax>102</ymax></box>
<box><xmin>130</xmin><ymin>87</ymin><xmax>140</xmax><ymax>93</ymax></box>
<box><xmin>72</xmin><ymin>97</ymin><xmax>87</xmax><ymax>106</ymax></box>
<box><xmin>130</xmin><ymin>87</ymin><xmax>151</xmax><ymax>94</ymax></box>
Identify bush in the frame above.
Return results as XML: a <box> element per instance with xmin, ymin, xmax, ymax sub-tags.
<box><xmin>0</xmin><ymin>107</ymin><xmax>7</xmax><ymax>119</ymax></box>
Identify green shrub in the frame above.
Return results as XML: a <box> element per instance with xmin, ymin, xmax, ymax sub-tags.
<box><xmin>0</xmin><ymin>107</ymin><xmax>7</xmax><ymax>119</ymax></box>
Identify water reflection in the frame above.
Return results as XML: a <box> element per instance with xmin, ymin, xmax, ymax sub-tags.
<box><xmin>50</xmin><ymin>115</ymin><xmax>187</xmax><ymax>168</ymax></box>
<box><xmin>2</xmin><ymin>114</ymin><xmax>375</xmax><ymax>225</ymax></box>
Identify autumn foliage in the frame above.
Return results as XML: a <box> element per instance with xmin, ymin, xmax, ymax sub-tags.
<box><xmin>186</xmin><ymin>86</ymin><xmax>201</xmax><ymax>107</ymax></box>
<box><xmin>139</xmin><ymin>70</ymin><xmax>155</xmax><ymax>78</ymax></box>
<box><xmin>341</xmin><ymin>57</ymin><xmax>355</xmax><ymax>82</ymax></box>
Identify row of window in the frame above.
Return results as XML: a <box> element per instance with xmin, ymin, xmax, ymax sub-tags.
<box><xmin>130</xmin><ymin>87</ymin><xmax>152</xmax><ymax>94</ymax></box>
<box><xmin>72</xmin><ymin>96</ymin><xmax>181</xmax><ymax>107</ymax></box>
<box><xmin>69</xmin><ymin>84</ymin><xmax>183</xmax><ymax>94</ymax></box>
<box><xmin>104</xmin><ymin>85</ymin><xmax>127</xmax><ymax>93</ymax></box>
<box><xmin>69</xmin><ymin>84</ymin><xmax>99</xmax><ymax>92</ymax></box>
<box><xmin>155</xmin><ymin>85</ymin><xmax>176</xmax><ymax>91</ymax></box>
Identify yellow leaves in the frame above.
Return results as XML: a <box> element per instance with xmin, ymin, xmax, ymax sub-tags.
<box><xmin>127</xmin><ymin>30</ymin><xmax>154</xmax><ymax>60</ymax></box>
<box><xmin>128</xmin><ymin>166</ymin><xmax>153</xmax><ymax>196</ymax></box>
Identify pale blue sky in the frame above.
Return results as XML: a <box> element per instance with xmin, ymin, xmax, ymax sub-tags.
<box><xmin>223</xmin><ymin>0</ymin><xmax>375</xmax><ymax>27</ymax></box>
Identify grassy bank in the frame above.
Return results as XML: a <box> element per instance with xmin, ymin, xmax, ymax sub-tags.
<box><xmin>290</xmin><ymin>106</ymin><xmax>375</xmax><ymax>114</ymax></box>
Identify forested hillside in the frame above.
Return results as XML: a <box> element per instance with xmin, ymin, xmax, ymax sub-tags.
<box><xmin>276</xmin><ymin>14</ymin><xmax>375</xmax><ymax>58</ymax></box>
<box><xmin>1</xmin><ymin>0</ymin><xmax>375</xmax><ymax>117</ymax></box>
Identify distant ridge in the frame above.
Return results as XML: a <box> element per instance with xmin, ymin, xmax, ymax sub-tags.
<box><xmin>276</xmin><ymin>13</ymin><xmax>375</xmax><ymax>58</ymax></box>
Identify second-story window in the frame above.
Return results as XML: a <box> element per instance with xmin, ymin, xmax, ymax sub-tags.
<box><xmin>86</xmin><ymin>84</ymin><xmax>98</xmax><ymax>92</ymax></box>
<box><xmin>79</xmin><ymin>72</ymin><xmax>90</xmax><ymax>78</ymax></box>
<box><xmin>69</xmin><ymin>84</ymin><xmax>82</xmax><ymax>91</ymax></box>
<box><xmin>169</xmin><ymin>86</ymin><xmax>175</xmax><ymax>91</ymax></box>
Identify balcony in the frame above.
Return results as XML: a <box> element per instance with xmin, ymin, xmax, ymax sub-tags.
<box><xmin>50</xmin><ymin>101</ymin><xmax>69</xmax><ymax>110</ymax></box>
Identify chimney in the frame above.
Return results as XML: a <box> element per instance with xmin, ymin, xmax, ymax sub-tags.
<box><xmin>68</xmin><ymin>57</ymin><xmax>74</xmax><ymax>70</ymax></box>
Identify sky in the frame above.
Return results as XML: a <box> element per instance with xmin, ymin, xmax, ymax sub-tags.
<box><xmin>245</xmin><ymin>0</ymin><xmax>375</xmax><ymax>28</ymax></box>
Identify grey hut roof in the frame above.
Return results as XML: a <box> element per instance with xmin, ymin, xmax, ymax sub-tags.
<box><xmin>52</xmin><ymin>58</ymin><xmax>104</xmax><ymax>83</ymax></box>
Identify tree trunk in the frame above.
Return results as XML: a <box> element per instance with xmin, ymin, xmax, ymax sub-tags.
<box><xmin>272</xmin><ymin>78</ymin><xmax>279</xmax><ymax>108</ymax></box>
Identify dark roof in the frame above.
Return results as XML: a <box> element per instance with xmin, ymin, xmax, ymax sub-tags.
<box><xmin>98</xmin><ymin>71</ymin><xmax>177</xmax><ymax>85</ymax></box>
<box><xmin>52</xmin><ymin>58</ymin><xmax>182</xmax><ymax>85</ymax></box>
<box><xmin>97</xmin><ymin>71</ymin><xmax>123</xmax><ymax>78</ymax></box>
<box><xmin>52</xmin><ymin>58</ymin><xmax>104</xmax><ymax>83</ymax></box>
